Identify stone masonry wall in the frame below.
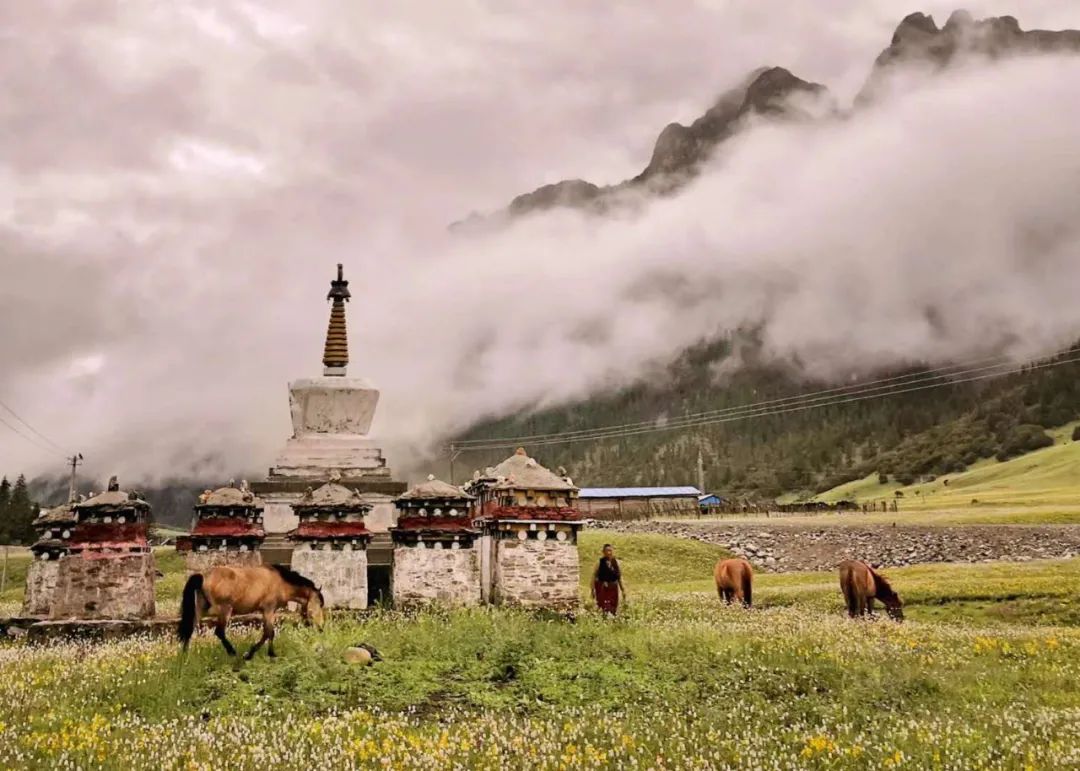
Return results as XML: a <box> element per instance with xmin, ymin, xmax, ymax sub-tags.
<box><xmin>50</xmin><ymin>554</ymin><xmax>156</xmax><ymax>620</ymax></box>
<box><xmin>186</xmin><ymin>549</ymin><xmax>262</xmax><ymax>575</ymax></box>
<box><xmin>291</xmin><ymin>547</ymin><xmax>368</xmax><ymax>609</ymax></box>
<box><xmin>23</xmin><ymin>559</ymin><xmax>61</xmax><ymax>617</ymax></box>
<box><xmin>493</xmin><ymin>539</ymin><xmax>579</xmax><ymax>609</ymax></box>
<box><xmin>392</xmin><ymin>546</ymin><xmax>481</xmax><ymax>606</ymax></box>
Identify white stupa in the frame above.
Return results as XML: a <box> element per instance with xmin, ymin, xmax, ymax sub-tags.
<box><xmin>252</xmin><ymin>264</ymin><xmax>405</xmax><ymax>549</ymax></box>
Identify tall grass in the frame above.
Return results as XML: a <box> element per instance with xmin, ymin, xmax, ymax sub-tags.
<box><xmin>1</xmin><ymin>534</ymin><xmax>1079</xmax><ymax>768</ymax></box>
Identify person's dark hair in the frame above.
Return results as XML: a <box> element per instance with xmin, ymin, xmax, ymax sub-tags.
<box><xmin>602</xmin><ymin>543</ymin><xmax>612</xmax><ymax>550</ymax></box>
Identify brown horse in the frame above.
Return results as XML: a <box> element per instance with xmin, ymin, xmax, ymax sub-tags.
<box><xmin>714</xmin><ymin>558</ymin><xmax>753</xmax><ymax>608</ymax></box>
<box><xmin>839</xmin><ymin>560</ymin><xmax>904</xmax><ymax>621</ymax></box>
<box><xmin>178</xmin><ymin>564</ymin><xmax>325</xmax><ymax>659</ymax></box>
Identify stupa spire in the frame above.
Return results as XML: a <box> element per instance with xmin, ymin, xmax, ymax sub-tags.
<box><xmin>322</xmin><ymin>263</ymin><xmax>351</xmax><ymax>376</ymax></box>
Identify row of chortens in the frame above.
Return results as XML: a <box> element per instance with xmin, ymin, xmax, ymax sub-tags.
<box><xmin>25</xmin><ymin>265</ymin><xmax>584</xmax><ymax>619</ymax></box>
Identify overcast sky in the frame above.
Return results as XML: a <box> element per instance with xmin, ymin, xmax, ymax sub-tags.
<box><xmin>2</xmin><ymin>1</ymin><xmax>1080</xmax><ymax>483</ymax></box>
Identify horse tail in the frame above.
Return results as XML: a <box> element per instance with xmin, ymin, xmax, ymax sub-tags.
<box><xmin>741</xmin><ymin>564</ymin><xmax>753</xmax><ymax>608</ymax></box>
<box><xmin>179</xmin><ymin>573</ymin><xmax>205</xmax><ymax>650</ymax></box>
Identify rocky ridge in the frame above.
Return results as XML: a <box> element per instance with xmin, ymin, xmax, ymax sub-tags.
<box><xmin>459</xmin><ymin>11</ymin><xmax>1080</xmax><ymax>226</ymax></box>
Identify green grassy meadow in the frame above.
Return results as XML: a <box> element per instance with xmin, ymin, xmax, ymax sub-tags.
<box><xmin>0</xmin><ymin>532</ymin><xmax>1079</xmax><ymax>768</ymax></box>
<box><xmin>814</xmin><ymin>421</ymin><xmax>1080</xmax><ymax>511</ymax></box>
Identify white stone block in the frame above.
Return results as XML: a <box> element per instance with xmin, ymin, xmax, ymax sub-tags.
<box><xmin>23</xmin><ymin>559</ymin><xmax>61</xmax><ymax>617</ymax></box>
<box><xmin>392</xmin><ymin>546</ymin><xmax>481</xmax><ymax>606</ymax></box>
<box><xmin>288</xmin><ymin>377</ymin><xmax>380</xmax><ymax>436</ymax></box>
<box><xmin>492</xmin><ymin>539</ymin><xmax>579</xmax><ymax>609</ymax></box>
<box><xmin>291</xmin><ymin>548</ymin><xmax>368</xmax><ymax>609</ymax></box>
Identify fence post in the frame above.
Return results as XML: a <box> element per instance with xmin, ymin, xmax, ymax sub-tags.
<box><xmin>0</xmin><ymin>545</ymin><xmax>8</xmax><ymax>599</ymax></box>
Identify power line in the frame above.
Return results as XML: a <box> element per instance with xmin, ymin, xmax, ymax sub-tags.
<box><xmin>452</xmin><ymin>346</ymin><xmax>1079</xmax><ymax>447</ymax></box>
<box><xmin>451</xmin><ymin>350</ymin><xmax>1080</xmax><ymax>452</ymax></box>
<box><xmin>0</xmin><ymin>413</ymin><xmax>65</xmax><ymax>458</ymax></box>
<box><xmin>0</xmin><ymin>397</ymin><xmax>67</xmax><ymax>454</ymax></box>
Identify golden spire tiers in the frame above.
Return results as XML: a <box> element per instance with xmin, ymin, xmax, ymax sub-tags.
<box><xmin>323</xmin><ymin>263</ymin><xmax>351</xmax><ymax>375</ymax></box>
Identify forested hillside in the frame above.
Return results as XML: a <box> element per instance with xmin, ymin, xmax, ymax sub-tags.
<box><xmin>454</xmin><ymin>340</ymin><xmax>1080</xmax><ymax>500</ymax></box>
<box><xmin>448</xmin><ymin>11</ymin><xmax>1080</xmax><ymax>501</ymax></box>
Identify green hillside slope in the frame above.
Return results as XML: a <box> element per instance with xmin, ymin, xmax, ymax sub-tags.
<box><xmin>817</xmin><ymin>422</ymin><xmax>1080</xmax><ymax>509</ymax></box>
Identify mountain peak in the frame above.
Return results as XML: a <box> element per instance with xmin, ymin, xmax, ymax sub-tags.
<box><xmin>486</xmin><ymin>65</ymin><xmax>826</xmax><ymax>222</ymax></box>
<box><xmin>639</xmin><ymin>66</ymin><xmax>824</xmax><ymax>184</ymax></box>
<box><xmin>861</xmin><ymin>10</ymin><xmax>1080</xmax><ymax>101</ymax></box>
<box><xmin>459</xmin><ymin>11</ymin><xmax>1080</xmax><ymax>228</ymax></box>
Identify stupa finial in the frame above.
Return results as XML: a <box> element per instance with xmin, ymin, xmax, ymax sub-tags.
<box><xmin>323</xmin><ymin>263</ymin><xmax>350</xmax><ymax>376</ymax></box>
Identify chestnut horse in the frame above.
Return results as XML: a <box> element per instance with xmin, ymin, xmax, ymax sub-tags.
<box><xmin>178</xmin><ymin>564</ymin><xmax>325</xmax><ymax>659</ymax></box>
<box><xmin>838</xmin><ymin>560</ymin><xmax>903</xmax><ymax>621</ymax></box>
<box><xmin>714</xmin><ymin>558</ymin><xmax>753</xmax><ymax>608</ymax></box>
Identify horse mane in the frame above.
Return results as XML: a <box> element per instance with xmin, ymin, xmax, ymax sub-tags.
<box><xmin>270</xmin><ymin>564</ymin><xmax>324</xmax><ymax>603</ymax></box>
<box><xmin>868</xmin><ymin>566</ymin><xmax>899</xmax><ymax>603</ymax></box>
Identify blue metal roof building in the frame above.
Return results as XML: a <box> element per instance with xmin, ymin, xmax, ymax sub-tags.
<box><xmin>577</xmin><ymin>486</ymin><xmax>702</xmax><ymax>520</ymax></box>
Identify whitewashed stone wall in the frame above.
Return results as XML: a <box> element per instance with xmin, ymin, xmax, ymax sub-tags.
<box><xmin>186</xmin><ymin>549</ymin><xmax>262</xmax><ymax>575</ymax></box>
<box><xmin>392</xmin><ymin>546</ymin><xmax>481</xmax><ymax>606</ymax></box>
<box><xmin>50</xmin><ymin>554</ymin><xmax>156</xmax><ymax>620</ymax></box>
<box><xmin>291</xmin><ymin>547</ymin><xmax>368</xmax><ymax>609</ymax></box>
<box><xmin>493</xmin><ymin>539</ymin><xmax>580</xmax><ymax>609</ymax></box>
<box><xmin>478</xmin><ymin>535</ymin><xmax>493</xmax><ymax>603</ymax></box>
<box><xmin>23</xmin><ymin>559</ymin><xmax>61</xmax><ymax>617</ymax></box>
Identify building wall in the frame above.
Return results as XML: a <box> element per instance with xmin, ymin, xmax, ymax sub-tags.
<box><xmin>579</xmin><ymin>496</ymin><xmax>699</xmax><ymax>521</ymax></box>
<box><xmin>49</xmin><ymin>553</ymin><xmax>156</xmax><ymax>620</ymax></box>
<box><xmin>262</xmin><ymin>499</ymin><xmax>302</xmax><ymax>534</ymax></box>
<box><xmin>392</xmin><ymin>545</ymin><xmax>481</xmax><ymax>606</ymax></box>
<box><xmin>186</xmin><ymin>548</ymin><xmax>262</xmax><ymax>575</ymax></box>
<box><xmin>23</xmin><ymin>559</ymin><xmax>61</xmax><ymax>617</ymax></box>
<box><xmin>478</xmin><ymin>534</ymin><xmax>493</xmax><ymax>603</ymax></box>
<box><xmin>364</xmin><ymin>499</ymin><xmax>397</xmax><ymax>533</ymax></box>
<box><xmin>493</xmin><ymin>537</ymin><xmax>579</xmax><ymax>609</ymax></box>
<box><xmin>291</xmin><ymin>546</ymin><xmax>368</xmax><ymax>609</ymax></box>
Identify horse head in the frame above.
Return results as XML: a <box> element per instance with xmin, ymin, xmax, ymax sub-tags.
<box><xmin>870</xmin><ymin>567</ymin><xmax>904</xmax><ymax>622</ymax></box>
<box><xmin>306</xmin><ymin>586</ymin><xmax>326</xmax><ymax>630</ymax></box>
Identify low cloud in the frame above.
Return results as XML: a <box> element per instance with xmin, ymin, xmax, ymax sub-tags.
<box><xmin>2</xmin><ymin>2</ymin><xmax>1079</xmax><ymax>482</ymax></box>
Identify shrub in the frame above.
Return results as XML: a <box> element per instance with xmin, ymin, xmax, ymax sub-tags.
<box><xmin>996</xmin><ymin>424</ymin><xmax>1053</xmax><ymax>462</ymax></box>
<box><xmin>1072</xmin><ymin>425</ymin><xmax>1080</xmax><ymax>442</ymax></box>
<box><xmin>877</xmin><ymin>472</ymin><xmax>889</xmax><ymax>485</ymax></box>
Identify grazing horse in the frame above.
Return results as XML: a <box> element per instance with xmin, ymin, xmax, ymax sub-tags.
<box><xmin>714</xmin><ymin>558</ymin><xmax>753</xmax><ymax>608</ymax></box>
<box><xmin>838</xmin><ymin>560</ymin><xmax>904</xmax><ymax>621</ymax></box>
<box><xmin>178</xmin><ymin>564</ymin><xmax>325</xmax><ymax>659</ymax></box>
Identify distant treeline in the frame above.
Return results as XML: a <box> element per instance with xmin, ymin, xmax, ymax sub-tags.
<box><xmin>455</xmin><ymin>336</ymin><xmax>1080</xmax><ymax>500</ymax></box>
<box><xmin>0</xmin><ymin>474</ymin><xmax>38</xmax><ymax>546</ymax></box>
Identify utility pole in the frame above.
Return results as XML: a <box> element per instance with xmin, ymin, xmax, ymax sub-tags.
<box><xmin>697</xmin><ymin>449</ymin><xmax>706</xmax><ymax>493</ymax></box>
<box><xmin>66</xmin><ymin>453</ymin><xmax>83</xmax><ymax>503</ymax></box>
<box><xmin>448</xmin><ymin>443</ymin><xmax>462</xmax><ymax>485</ymax></box>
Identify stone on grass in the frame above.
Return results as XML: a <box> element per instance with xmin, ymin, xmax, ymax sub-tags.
<box><xmin>344</xmin><ymin>646</ymin><xmax>373</xmax><ymax>665</ymax></box>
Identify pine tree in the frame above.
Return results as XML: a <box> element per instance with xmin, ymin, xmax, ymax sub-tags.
<box><xmin>6</xmin><ymin>474</ymin><xmax>38</xmax><ymax>546</ymax></box>
<box><xmin>0</xmin><ymin>476</ymin><xmax>10</xmax><ymax>543</ymax></box>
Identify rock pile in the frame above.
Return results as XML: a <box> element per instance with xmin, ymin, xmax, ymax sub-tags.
<box><xmin>587</xmin><ymin>520</ymin><xmax>1080</xmax><ymax>572</ymax></box>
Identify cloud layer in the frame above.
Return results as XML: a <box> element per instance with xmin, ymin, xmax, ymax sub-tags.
<box><xmin>2</xmin><ymin>1</ymin><xmax>1080</xmax><ymax>482</ymax></box>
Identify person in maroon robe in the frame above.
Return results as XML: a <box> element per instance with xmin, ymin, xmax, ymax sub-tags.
<box><xmin>591</xmin><ymin>543</ymin><xmax>626</xmax><ymax>615</ymax></box>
